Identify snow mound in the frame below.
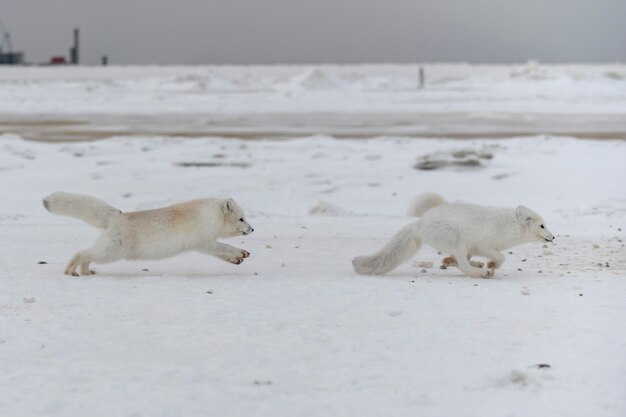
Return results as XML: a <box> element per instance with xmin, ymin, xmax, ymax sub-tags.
<box><xmin>308</xmin><ymin>201</ymin><xmax>350</xmax><ymax>216</ymax></box>
<box><xmin>415</xmin><ymin>147</ymin><xmax>494</xmax><ymax>171</ymax></box>
<box><xmin>510</xmin><ymin>61</ymin><xmax>553</xmax><ymax>80</ymax></box>
<box><xmin>165</xmin><ymin>72</ymin><xmax>241</xmax><ymax>92</ymax></box>
<box><xmin>280</xmin><ymin>68</ymin><xmax>339</xmax><ymax>91</ymax></box>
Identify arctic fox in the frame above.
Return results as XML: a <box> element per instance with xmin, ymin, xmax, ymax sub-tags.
<box><xmin>353</xmin><ymin>193</ymin><xmax>554</xmax><ymax>278</ymax></box>
<box><xmin>43</xmin><ymin>192</ymin><xmax>254</xmax><ymax>276</ymax></box>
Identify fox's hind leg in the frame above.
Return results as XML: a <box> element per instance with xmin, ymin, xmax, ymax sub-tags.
<box><xmin>476</xmin><ymin>248</ymin><xmax>505</xmax><ymax>270</ymax></box>
<box><xmin>453</xmin><ymin>249</ymin><xmax>493</xmax><ymax>278</ymax></box>
<box><xmin>65</xmin><ymin>235</ymin><xmax>123</xmax><ymax>276</ymax></box>
<box><xmin>65</xmin><ymin>250</ymin><xmax>91</xmax><ymax>276</ymax></box>
<box><xmin>66</xmin><ymin>249</ymin><xmax>105</xmax><ymax>276</ymax></box>
<box><xmin>442</xmin><ymin>255</ymin><xmax>484</xmax><ymax>268</ymax></box>
<box><xmin>80</xmin><ymin>260</ymin><xmax>96</xmax><ymax>275</ymax></box>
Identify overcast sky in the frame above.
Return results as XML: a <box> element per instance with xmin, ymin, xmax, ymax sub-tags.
<box><xmin>2</xmin><ymin>0</ymin><xmax>625</xmax><ymax>65</ymax></box>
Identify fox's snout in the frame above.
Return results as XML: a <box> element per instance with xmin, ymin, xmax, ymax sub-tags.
<box><xmin>539</xmin><ymin>229</ymin><xmax>555</xmax><ymax>242</ymax></box>
<box><xmin>242</xmin><ymin>223</ymin><xmax>254</xmax><ymax>235</ymax></box>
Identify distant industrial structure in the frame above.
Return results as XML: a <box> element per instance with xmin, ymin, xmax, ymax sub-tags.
<box><xmin>70</xmin><ymin>28</ymin><xmax>79</xmax><ymax>65</ymax></box>
<box><xmin>0</xmin><ymin>26</ymin><xmax>82</xmax><ymax>66</ymax></box>
<box><xmin>0</xmin><ymin>21</ymin><xmax>24</xmax><ymax>64</ymax></box>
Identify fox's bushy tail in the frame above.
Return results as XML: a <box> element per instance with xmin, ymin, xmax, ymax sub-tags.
<box><xmin>43</xmin><ymin>192</ymin><xmax>121</xmax><ymax>229</ymax></box>
<box><xmin>406</xmin><ymin>192</ymin><xmax>445</xmax><ymax>217</ymax></box>
<box><xmin>352</xmin><ymin>221</ymin><xmax>422</xmax><ymax>275</ymax></box>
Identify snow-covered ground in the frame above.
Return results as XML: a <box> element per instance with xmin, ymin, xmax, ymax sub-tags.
<box><xmin>1</xmin><ymin>131</ymin><xmax>625</xmax><ymax>417</ymax></box>
<box><xmin>1</xmin><ymin>64</ymin><xmax>625</xmax><ymax>417</ymax></box>
<box><xmin>1</xmin><ymin>63</ymin><xmax>626</xmax><ymax>139</ymax></box>
<box><xmin>1</xmin><ymin>63</ymin><xmax>626</xmax><ymax>115</ymax></box>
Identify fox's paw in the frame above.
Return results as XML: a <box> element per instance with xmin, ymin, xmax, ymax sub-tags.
<box><xmin>226</xmin><ymin>256</ymin><xmax>245</xmax><ymax>265</ymax></box>
<box><xmin>65</xmin><ymin>271</ymin><xmax>80</xmax><ymax>277</ymax></box>
<box><xmin>487</xmin><ymin>261</ymin><xmax>502</xmax><ymax>269</ymax></box>
<box><xmin>442</xmin><ymin>256</ymin><xmax>457</xmax><ymax>267</ymax></box>
<box><xmin>467</xmin><ymin>268</ymin><xmax>493</xmax><ymax>279</ymax></box>
<box><xmin>225</xmin><ymin>249</ymin><xmax>249</xmax><ymax>265</ymax></box>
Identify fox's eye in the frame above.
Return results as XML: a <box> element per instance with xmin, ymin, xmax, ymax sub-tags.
<box><xmin>540</xmin><ymin>225</ymin><xmax>545</xmax><ymax>229</ymax></box>
<box><xmin>239</xmin><ymin>218</ymin><xmax>244</xmax><ymax>222</ymax></box>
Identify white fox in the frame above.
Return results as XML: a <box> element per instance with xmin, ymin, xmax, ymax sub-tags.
<box><xmin>353</xmin><ymin>193</ymin><xmax>554</xmax><ymax>278</ymax></box>
<box><xmin>43</xmin><ymin>192</ymin><xmax>254</xmax><ymax>276</ymax></box>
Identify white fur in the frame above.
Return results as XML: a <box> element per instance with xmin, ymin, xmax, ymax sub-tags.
<box><xmin>353</xmin><ymin>200</ymin><xmax>555</xmax><ymax>278</ymax></box>
<box><xmin>44</xmin><ymin>192</ymin><xmax>122</xmax><ymax>228</ymax></box>
<box><xmin>406</xmin><ymin>192</ymin><xmax>446</xmax><ymax>217</ymax></box>
<box><xmin>43</xmin><ymin>192</ymin><xmax>254</xmax><ymax>276</ymax></box>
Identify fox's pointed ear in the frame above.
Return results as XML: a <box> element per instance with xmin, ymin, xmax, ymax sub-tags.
<box><xmin>222</xmin><ymin>198</ymin><xmax>234</xmax><ymax>214</ymax></box>
<box><xmin>516</xmin><ymin>205</ymin><xmax>535</xmax><ymax>224</ymax></box>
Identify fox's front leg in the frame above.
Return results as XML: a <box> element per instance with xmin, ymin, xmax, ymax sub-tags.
<box><xmin>200</xmin><ymin>242</ymin><xmax>250</xmax><ymax>265</ymax></box>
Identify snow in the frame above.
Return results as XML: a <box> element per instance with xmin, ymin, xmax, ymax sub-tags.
<box><xmin>1</xmin><ymin>63</ymin><xmax>626</xmax><ymax>141</ymax></box>
<box><xmin>1</xmin><ymin>64</ymin><xmax>626</xmax><ymax>417</ymax></box>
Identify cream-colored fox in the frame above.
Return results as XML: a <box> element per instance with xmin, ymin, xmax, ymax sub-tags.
<box><xmin>43</xmin><ymin>192</ymin><xmax>254</xmax><ymax>276</ymax></box>
<box><xmin>353</xmin><ymin>193</ymin><xmax>554</xmax><ymax>278</ymax></box>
